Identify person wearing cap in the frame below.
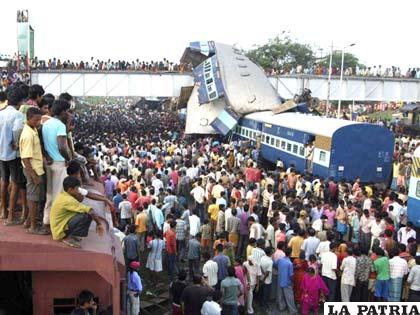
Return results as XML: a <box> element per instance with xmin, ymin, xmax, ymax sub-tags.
<box><xmin>127</xmin><ymin>261</ymin><xmax>142</xmax><ymax>315</ymax></box>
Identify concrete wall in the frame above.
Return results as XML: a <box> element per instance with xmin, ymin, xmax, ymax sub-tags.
<box><xmin>32</xmin><ymin>271</ymin><xmax>112</xmax><ymax>315</ymax></box>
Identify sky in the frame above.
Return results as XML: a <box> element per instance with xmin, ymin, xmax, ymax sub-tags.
<box><xmin>1</xmin><ymin>0</ymin><xmax>419</xmax><ymax>70</ymax></box>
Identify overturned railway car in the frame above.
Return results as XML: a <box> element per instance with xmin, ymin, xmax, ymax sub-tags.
<box><xmin>234</xmin><ymin>111</ymin><xmax>394</xmax><ymax>183</ymax></box>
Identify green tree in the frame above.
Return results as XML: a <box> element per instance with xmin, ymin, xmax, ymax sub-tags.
<box><xmin>246</xmin><ymin>34</ymin><xmax>315</xmax><ymax>70</ymax></box>
<box><xmin>319</xmin><ymin>52</ymin><xmax>362</xmax><ymax>70</ymax></box>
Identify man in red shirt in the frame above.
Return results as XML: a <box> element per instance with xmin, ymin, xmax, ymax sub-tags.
<box><xmin>165</xmin><ymin>221</ymin><xmax>177</xmax><ymax>282</ymax></box>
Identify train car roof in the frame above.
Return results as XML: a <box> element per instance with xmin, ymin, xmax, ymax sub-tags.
<box><xmin>243</xmin><ymin>111</ymin><xmax>360</xmax><ymax>137</ymax></box>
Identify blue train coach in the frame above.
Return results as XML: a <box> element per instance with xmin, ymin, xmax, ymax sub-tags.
<box><xmin>408</xmin><ymin>146</ymin><xmax>420</xmax><ymax>228</ymax></box>
<box><xmin>234</xmin><ymin>111</ymin><xmax>395</xmax><ymax>183</ymax></box>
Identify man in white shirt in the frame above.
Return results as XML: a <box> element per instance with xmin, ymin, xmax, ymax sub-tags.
<box><xmin>202</xmin><ymin>252</ymin><xmax>218</xmax><ymax>288</ymax></box>
<box><xmin>320</xmin><ymin>242</ymin><xmax>338</xmax><ymax>302</ymax></box>
<box><xmin>302</xmin><ymin>228</ymin><xmax>320</xmax><ymax>260</ymax></box>
<box><xmin>259</xmin><ymin>247</ymin><xmax>273</xmax><ymax>308</ymax></box>
<box><xmin>316</xmin><ymin>231</ymin><xmax>334</xmax><ymax>257</ymax></box>
<box><xmin>340</xmin><ymin>247</ymin><xmax>356</xmax><ymax>302</ymax></box>
<box><xmin>151</xmin><ymin>174</ymin><xmax>164</xmax><ymax>196</ymax></box>
<box><xmin>189</xmin><ymin>209</ymin><xmax>201</xmax><ymax>237</ymax></box>
<box><xmin>368</xmin><ymin>214</ymin><xmax>385</xmax><ymax>249</ymax></box>
<box><xmin>248</xmin><ymin>217</ymin><xmax>265</xmax><ymax>241</ymax></box>
<box><xmin>243</xmin><ymin>257</ymin><xmax>262</xmax><ymax>314</ymax></box>
<box><xmin>389</xmin><ymin>247</ymin><xmax>409</xmax><ymax>301</ymax></box>
<box><xmin>265</xmin><ymin>218</ymin><xmax>276</xmax><ymax>249</ymax></box>
<box><xmin>250</xmin><ymin>239</ymin><xmax>266</xmax><ymax>265</ymax></box>
<box><xmin>398</xmin><ymin>222</ymin><xmax>416</xmax><ymax>246</ymax></box>
<box><xmin>186</xmin><ymin>162</ymin><xmax>199</xmax><ymax>180</ymax></box>
<box><xmin>190</xmin><ymin>178</ymin><xmax>205</xmax><ymax>219</ymax></box>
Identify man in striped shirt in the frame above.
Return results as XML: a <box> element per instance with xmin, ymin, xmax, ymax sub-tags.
<box><xmin>175</xmin><ymin>215</ymin><xmax>186</xmax><ymax>261</ymax></box>
<box><xmin>389</xmin><ymin>247</ymin><xmax>408</xmax><ymax>301</ymax></box>
<box><xmin>251</xmin><ymin>238</ymin><xmax>266</xmax><ymax>265</ymax></box>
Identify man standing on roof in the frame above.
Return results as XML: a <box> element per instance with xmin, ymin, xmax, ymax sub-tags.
<box><xmin>42</xmin><ymin>100</ymin><xmax>72</xmax><ymax>231</ymax></box>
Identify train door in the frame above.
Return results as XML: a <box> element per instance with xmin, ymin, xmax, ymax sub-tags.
<box><xmin>408</xmin><ymin>147</ymin><xmax>420</xmax><ymax>228</ymax></box>
<box><xmin>305</xmin><ymin>135</ymin><xmax>316</xmax><ymax>173</ymax></box>
<box><xmin>256</xmin><ymin>134</ymin><xmax>261</xmax><ymax>150</ymax></box>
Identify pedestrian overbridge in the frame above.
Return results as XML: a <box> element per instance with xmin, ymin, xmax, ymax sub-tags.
<box><xmin>31</xmin><ymin>70</ymin><xmax>420</xmax><ymax>101</ymax></box>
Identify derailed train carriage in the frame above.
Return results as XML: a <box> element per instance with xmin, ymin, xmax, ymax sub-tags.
<box><xmin>181</xmin><ymin>41</ymin><xmax>395</xmax><ymax>183</ymax></box>
<box><xmin>234</xmin><ymin>111</ymin><xmax>395</xmax><ymax>183</ymax></box>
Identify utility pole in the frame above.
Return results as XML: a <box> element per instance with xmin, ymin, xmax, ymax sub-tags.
<box><xmin>326</xmin><ymin>41</ymin><xmax>333</xmax><ymax>116</ymax></box>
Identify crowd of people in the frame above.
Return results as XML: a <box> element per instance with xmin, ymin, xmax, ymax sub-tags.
<box><xmin>265</xmin><ymin>64</ymin><xmax>420</xmax><ymax>79</ymax></box>
<box><xmin>2</xmin><ymin>55</ymin><xmax>193</xmax><ymax>73</ymax></box>
<box><xmin>0</xmin><ymin>81</ymin><xmax>419</xmax><ymax>315</ymax></box>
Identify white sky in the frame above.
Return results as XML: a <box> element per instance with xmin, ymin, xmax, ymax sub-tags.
<box><xmin>1</xmin><ymin>0</ymin><xmax>419</xmax><ymax>70</ymax></box>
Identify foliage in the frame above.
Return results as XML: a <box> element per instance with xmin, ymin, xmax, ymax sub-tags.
<box><xmin>246</xmin><ymin>34</ymin><xmax>314</xmax><ymax>70</ymax></box>
<box><xmin>319</xmin><ymin>52</ymin><xmax>362</xmax><ymax>70</ymax></box>
<box><xmin>246</xmin><ymin>34</ymin><xmax>362</xmax><ymax>70</ymax></box>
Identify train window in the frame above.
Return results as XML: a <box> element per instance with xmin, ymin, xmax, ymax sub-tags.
<box><xmin>287</xmin><ymin>143</ymin><xmax>292</xmax><ymax>152</ymax></box>
<box><xmin>319</xmin><ymin>151</ymin><xmax>327</xmax><ymax>162</ymax></box>
<box><xmin>246</xmin><ymin>129</ymin><xmax>249</xmax><ymax>137</ymax></box>
<box><xmin>270</xmin><ymin>138</ymin><xmax>275</xmax><ymax>146</ymax></box>
<box><xmin>293</xmin><ymin>144</ymin><xmax>298</xmax><ymax>154</ymax></box>
<box><xmin>281</xmin><ymin>141</ymin><xmax>286</xmax><ymax>149</ymax></box>
<box><xmin>276</xmin><ymin>139</ymin><xmax>280</xmax><ymax>147</ymax></box>
<box><xmin>209</xmin><ymin>91</ymin><xmax>217</xmax><ymax>99</ymax></box>
<box><xmin>266</xmin><ymin>136</ymin><xmax>271</xmax><ymax>144</ymax></box>
<box><xmin>299</xmin><ymin>146</ymin><xmax>305</xmax><ymax>156</ymax></box>
<box><xmin>253</xmin><ymin>132</ymin><xmax>256</xmax><ymax>139</ymax></box>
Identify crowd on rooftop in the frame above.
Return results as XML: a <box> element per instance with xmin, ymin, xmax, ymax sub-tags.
<box><xmin>266</xmin><ymin>64</ymin><xmax>420</xmax><ymax>79</ymax></box>
<box><xmin>0</xmin><ymin>81</ymin><xmax>419</xmax><ymax>315</ymax></box>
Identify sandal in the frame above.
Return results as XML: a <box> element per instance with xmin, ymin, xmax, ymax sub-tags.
<box><xmin>4</xmin><ymin>220</ymin><xmax>21</xmax><ymax>226</ymax></box>
<box><xmin>60</xmin><ymin>238</ymin><xmax>81</xmax><ymax>248</ymax></box>
<box><xmin>27</xmin><ymin>228</ymin><xmax>50</xmax><ymax>235</ymax></box>
<box><xmin>71</xmin><ymin>236</ymin><xmax>82</xmax><ymax>242</ymax></box>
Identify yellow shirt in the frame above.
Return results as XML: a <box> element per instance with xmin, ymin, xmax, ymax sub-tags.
<box><xmin>208</xmin><ymin>204</ymin><xmax>219</xmax><ymax>221</ymax></box>
<box><xmin>288</xmin><ymin>235</ymin><xmax>304</xmax><ymax>258</ymax></box>
<box><xmin>135</xmin><ymin>212</ymin><xmax>148</xmax><ymax>233</ymax></box>
<box><xmin>19</xmin><ymin>124</ymin><xmax>45</xmax><ymax>176</ymax></box>
<box><xmin>392</xmin><ymin>163</ymin><xmax>400</xmax><ymax>178</ymax></box>
<box><xmin>212</xmin><ymin>184</ymin><xmax>224</xmax><ymax>199</ymax></box>
<box><xmin>246</xmin><ymin>244</ymin><xmax>254</xmax><ymax>259</ymax></box>
<box><xmin>365</xmin><ymin>186</ymin><xmax>373</xmax><ymax>198</ymax></box>
<box><xmin>50</xmin><ymin>192</ymin><xmax>91</xmax><ymax>240</ymax></box>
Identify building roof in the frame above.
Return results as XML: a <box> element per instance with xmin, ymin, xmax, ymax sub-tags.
<box><xmin>0</xmin><ymin>182</ymin><xmax>125</xmax><ymax>284</ymax></box>
<box><xmin>243</xmin><ymin>111</ymin><xmax>360</xmax><ymax>137</ymax></box>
